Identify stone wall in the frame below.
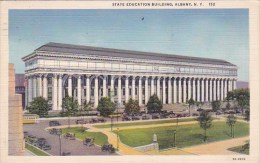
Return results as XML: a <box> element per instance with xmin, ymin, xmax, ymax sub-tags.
<box><xmin>8</xmin><ymin>64</ymin><xmax>25</xmax><ymax>155</ymax></box>
<box><xmin>134</xmin><ymin>143</ymin><xmax>159</xmax><ymax>152</ymax></box>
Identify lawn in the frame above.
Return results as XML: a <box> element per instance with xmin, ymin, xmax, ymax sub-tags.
<box><xmin>114</xmin><ymin>121</ymin><xmax>249</xmax><ymax>150</ymax></box>
<box><xmin>61</xmin><ymin>127</ymin><xmax>108</xmax><ymax>146</ymax></box>
<box><xmin>228</xmin><ymin>142</ymin><xmax>249</xmax><ymax>155</ymax></box>
<box><xmin>94</xmin><ymin>117</ymin><xmax>197</xmax><ymax>129</ymax></box>
<box><xmin>25</xmin><ymin>143</ymin><xmax>50</xmax><ymax>156</ymax></box>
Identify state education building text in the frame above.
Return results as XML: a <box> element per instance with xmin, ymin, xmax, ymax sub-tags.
<box><xmin>22</xmin><ymin>42</ymin><xmax>238</xmax><ymax>111</ymax></box>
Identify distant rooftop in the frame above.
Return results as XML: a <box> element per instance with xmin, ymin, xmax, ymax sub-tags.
<box><xmin>30</xmin><ymin>42</ymin><xmax>235</xmax><ymax>66</ymax></box>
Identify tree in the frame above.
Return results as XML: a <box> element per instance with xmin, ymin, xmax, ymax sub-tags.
<box><xmin>187</xmin><ymin>98</ymin><xmax>195</xmax><ymax>116</ymax></box>
<box><xmin>28</xmin><ymin>97</ymin><xmax>49</xmax><ymax>117</ymax></box>
<box><xmin>226</xmin><ymin>89</ymin><xmax>249</xmax><ymax>116</ymax></box>
<box><xmin>146</xmin><ymin>94</ymin><xmax>163</xmax><ymax>113</ymax></box>
<box><xmin>196</xmin><ymin>110</ymin><xmax>213</xmax><ymax>142</ymax></box>
<box><xmin>245</xmin><ymin>109</ymin><xmax>250</xmax><ymax>121</ymax></box>
<box><xmin>97</xmin><ymin>97</ymin><xmax>115</xmax><ymax>117</ymax></box>
<box><xmin>226</xmin><ymin>114</ymin><xmax>237</xmax><ymax>138</ymax></box>
<box><xmin>125</xmin><ymin>98</ymin><xmax>140</xmax><ymax>115</ymax></box>
<box><xmin>82</xmin><ymin>100</ymin><xmax>92</xmax><ymax>115</ymax></box>
<box><xmin>211</xmin><ymin>101</ymin><xmax>221</xmax><ymax>112</ymax></box>
<box><xmin>62</xmin><ymin>96</ymin><xmax>79</xmax><ymax>128</ymax></box>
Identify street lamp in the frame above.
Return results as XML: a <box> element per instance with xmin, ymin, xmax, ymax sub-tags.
<box><xmin>110</xmin><ymin>115</ymin><xmax>113</xmax><ymax>131</ymax></box>
<box><xmin>172</xmin><ymin>129</ymin><xmax>177</xmax><ymax>148</ymax></box>
<box><xmin>57</xmin><ymin>129</ymin><xmax>62</xmax><ymax>156</ymax></box>
<box><xmin>117</xmin><ymin>128</ymin><xmax>119</xmax><ymax>151</ymax></box>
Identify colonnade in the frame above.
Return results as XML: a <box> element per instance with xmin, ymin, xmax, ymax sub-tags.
<box><xmin>25</xmin><ymin>74</ymin><xmax>237</xmax><ymax>110</ymax></box>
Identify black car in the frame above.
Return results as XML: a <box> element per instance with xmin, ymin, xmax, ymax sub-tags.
<box><xmin>122</xmin><ymin>116</ymin><xmax>131</xmax><ymax>121</ymax></box>
<box><xmin>132</xmin><ymin>116</ymin><xmax>140</xmax><ymax>121</ymax></box>
<box><xmin>49</xmin><ymin>121</ymin><xmax>60</xmax><ymax>126</ymax></box>
<box><xmin>75</xmin><ymin>119</ymin><xmax>87</xmax><ymax>124</ymax></box>
<box><xmin>152</xmin><ymin>115</ymin><xmax>160</xmax><ymax>119</ymax></box>
<box><xmin>142</xmin><ymin>115</ymin><xmax>150</xmax><ymax>120</ymax></box>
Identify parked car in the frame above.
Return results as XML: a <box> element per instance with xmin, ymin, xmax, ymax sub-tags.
<box><xmin>49</xmin><ymin>121</ymin><xmax>60</xmax><ymax>126</ymax></box>
<box><xmin>132</xmin><ymin>116</ymin><xmax>140</xmax><ymax>121</ymax></box>
<box><xmin>142</xmin><ymin>115</ymin><xmax>150</xmax><ymax>120</ymax></box>
<box><xmin>101</xmin><ymin>144</ymin><xmax>115</xmax><ymax>153</ymax></box>
<box><xmin>75</xmin><ymin>119</ymin><xmax>87</xmax><ymax>124</ymax></box>
<box><xmin>152</xmin><ymin>115</ymin><xmax>160</xmax><ymax>119</ymax></box>
<box><xmin>122</xmin><ymin>116</ymin><xmax>131</xmax><ymax>121</ymax></box>
<box><xmin>89</xmin><ymin>118</ymin><xmax>98</xmax><ymax>123</ymax></box>
<box><xmin>41</xmin><ymin>144</ymin><xmax>51</xmax><ymax>150</ymax></box>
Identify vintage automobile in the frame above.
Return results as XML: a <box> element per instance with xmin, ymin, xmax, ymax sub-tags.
<box><xmin>64</xmin><ymin>132</ymin><xmax>76</xmax><ymax>140</ymax></box>
<box><xmin>101</xmin><ymin>144</ymin><xmax>115</xmax><ymax>153</ymax></box>
<box><xmin>49</xmin><ymin>120</ymin><xmax>61</xmax><ymax>127</ymax></box>
<box><xmin>83</xmin><ymin>137</ymin><xmax>94</xmax><ymax>147</ymax></box>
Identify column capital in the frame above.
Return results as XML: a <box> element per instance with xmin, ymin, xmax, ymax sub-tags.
<box><xmin>53</xmin><ymin>74</ymin><xmax>58</xmax><ymax>78</ymax></box>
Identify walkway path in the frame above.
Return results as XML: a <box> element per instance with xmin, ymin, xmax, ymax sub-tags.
<box><xmin>147</xmin><ymin>136</ymin><xmax>249</xmax><ymax>155</ymax></box>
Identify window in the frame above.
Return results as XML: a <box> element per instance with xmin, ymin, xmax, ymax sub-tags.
<box><xmin>123</xmin><ymin>88</ymin><xmax>125</xmax><ymax>95</ymax></box>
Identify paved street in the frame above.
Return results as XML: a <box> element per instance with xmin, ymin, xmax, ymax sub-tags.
<box><xmin>23</xmin><ymin>119</ymin><xmax>117</xmax><ymax>156</ymax></box>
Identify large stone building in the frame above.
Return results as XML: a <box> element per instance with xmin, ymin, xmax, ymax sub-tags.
<box><xmin>22</xmin><ymin>42</ymin><xmax>238</xmax><ymax>111</ymax></box>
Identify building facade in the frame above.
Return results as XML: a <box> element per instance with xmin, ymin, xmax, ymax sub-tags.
<box><xmin>15</xmin><ymin>74</ymin><xmax>26</xmax><ymax>109</ymax></box>
<box><xmin>22</xmin><ymin>42</ymin><xmax>238</xmax><ymax>111</ymax></box>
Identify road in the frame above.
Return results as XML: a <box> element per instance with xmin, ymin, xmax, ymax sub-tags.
<box><xmin>23</xmin><ymin>119</ymin><xmax>117</xmax><ymax>156</ymax></box>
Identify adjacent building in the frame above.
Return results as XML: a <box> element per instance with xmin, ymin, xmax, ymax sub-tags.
<box><xmin>9</xmin><ymin>64</ymin><xmax>25</xmax><ymax>155</ymax></box>
<box><xmin>15</xmin><ymin>74</ymin><xmax>26</xmax><ymax>109</ymax></box>
<box><xmin>22</xmin><ymin>42</ymin><xmax>238</xmax><ymax>111</ymax></box>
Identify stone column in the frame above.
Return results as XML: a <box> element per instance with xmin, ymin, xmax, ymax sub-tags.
<box><xmin>118</xmin><ymin>77</ymin><xmax>122</xmax><ymax>106</ymax></box>
<box><xmin>37</xmin><ymin>75</ymin><xmax>42</xmax><ymax>97</ymax></box>
<box><xmin>77</xmin><ymin>76</ymin><xmax>82</xmax><ymax>106</ymax></box>
<box><xmin>173</xmin><ymin>78</ymin><xmax>177</xmax><ymax>103</ymax></box>
<box><xmin>213</xmin><ymin>79</ymin><xmax>216</xmax><ymax>101</ymax></box>
<box><xmin>86</xmin><ymin>75</ymin><xmax>90</xmax><ymax>103</ymax></box>
<box><xmin>68</xmin><ymin>75</ymin><xmax>72</xmax><ymax>97</ymax></box>
<box><xmin>42</xmin><ymin>75</ymin><xmax>48</xmax><ymax>100</ymax></box>
<box><xmin>162</xmin><ymin>77</ymin><xmax>166</xmax><ymax>104</ymax></box>
<box><xmin>103</xmin><ymin>76</ymin><xmax>107</xmax><ymax>97</ymax></box>
<box><xmin>201</xmin><ymin>79</ymin><xmax>204</xmax><ymax>102</ymax></box>
<box><xmin>58</xmin><ymin>74</ymin><xmax>63</xmax><ymax>110</ymax></box>
<box><xmin>223</xmin><ymin>79</ymin><xmax>227</xmax><ymax>99</ymax></box>
<box><xmin>178</xmin><ymin>78</ymin><xmax>181</xmax><ymax>103</ymax></box>
<box><xmin>218</xmin><ymin>79</ymin><xmax>221</xmax><ymax>100</ymax></box>
<box><xmin>157</xmin><ymin>77</ymin><xmax>160</xmax><ymax>100</ymax></box>
<box><xmin>25</xmin><ymin>77</ymin><xmax>28</xmax><ymax>106</ymax></box>
<box><xmin>192</xmin><ymin>79</ymin><xmax>196</xmax><ymax>100</ymax></box>
<box><xmin>216</xmin><ymin>79</ymin><xmax>219</xmax><ymax>100</ymax></box>
<box><xmin>131</xmin><ymin>76</ymin><xmax>135</xmax><ymax>100</ymax></box>
<box><xmin>197</xmin><ymin>79</ymin><xmax>200</xmax><ymax>102</ymax></box>
<box><xmin>125</xmin><ymin>76</ymin><xmax>129</xmax><ymax>103</ymax></box>
<box><xmin>221</xmin><ymin>79</ymin><xmax>224</xmax><ymax>100</ymax></box>
<box><xmin>168</xmin><ymin>77</ymin><xmax>172</xmax><ymax>104</ymax></box>
<box><xmin>94</xmin><ymin>76</ymin><xmax>99</xmax><ymax>108</ymax></box>
<box><xmin>187</xmin><ymin>78</ymin><xmax>191</xmax><ymax>101</ymax></box>
<box><xmin>209</xmin><ymin>79</ymin><xmax>212</xmax><ymax>101</ymax></box>
<box><xmin>183</xmin><ymin>78</ymin><xmax>187</xmax><ymax>103</ymax></box>
<box><xmin>205</xmin><ymin>79</ymin><xmax>208</xmax><ymax>102</ymax></box>
<box><xmin>229</xmin><ymin>79</ymin><xmax>232</xmax><ymax>91</ymax></box>
<box><xmin>233</xmin><ymin>80</ymin><xmax>237</xmax><ymax>90</ymax></box>
<box><xmin>28</xmin><ymin>76</ymin><xmax>32</xmax><ymax>103</ymax></box>
<box><xmin>151</xmin><ymin>77</ymin><xmax>155</xmax><ymax>96</ymax></box>
<box><xmin>138</xmin><ymin>77</ymin><xmax>142</xmax><ymax>106</ymax></box>
<box><xmin>52</xmin><ymin>74</ymin><xmax>58</xmax><ymax>110</ymax></box>
<box><xmin>111</xmin><ymin>75</ymin><xmax>115</xmax><ymax>102</ymax></box>
<box><xmin>33</xmin><ymin>76</ymin><xmax>37</xmax><ymax>98</ymax></box>
<box><xmin>145</xmin><ymin>76</ymin><xmax>149</xmax><ymax>104</ymax></box>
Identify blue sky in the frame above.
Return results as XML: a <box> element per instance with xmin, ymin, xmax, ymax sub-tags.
<box><xmin>9</xmin><ymin>9</ymin><xmax>249</xmax><ymax>81</ymax></box>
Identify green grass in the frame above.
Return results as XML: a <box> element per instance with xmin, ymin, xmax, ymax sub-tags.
<box><xmin>94</xmin><ymin>118</ymin><xmax>197</xmax><ymax>129</ymax></box>
<box><xmin>114</xmin><ymin>121</ymin><xmax>249</xmax><ymax>150</ymax></box>
<box><xmin>228</xmin><ymin>145</ymin><xmax>249</xmax><ymax>155</ymax></box>
<box><xmin>25</xmin><ymin>143</ymin><xmax>49</xmax><ymax>156</ymax></box>
<box><xmin>61</xmin><ymin>127</ymin><xmax>108</xmax><ymax>146</ymax></box>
